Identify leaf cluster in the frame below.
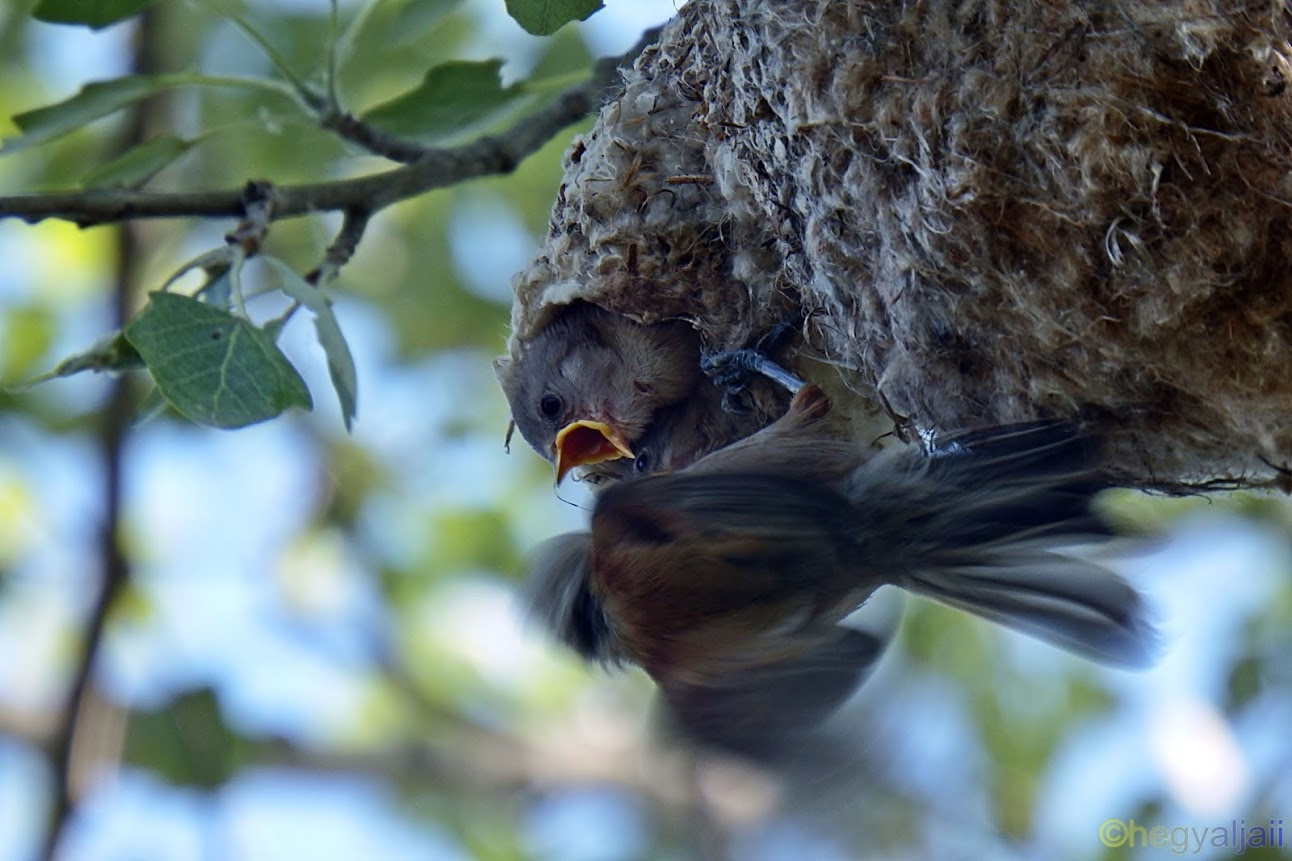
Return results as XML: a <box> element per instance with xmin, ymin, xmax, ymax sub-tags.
<box><xmin>3</xmin><ymin>0</ymin><xmax>612</xmax><ymax>430</ymax></box>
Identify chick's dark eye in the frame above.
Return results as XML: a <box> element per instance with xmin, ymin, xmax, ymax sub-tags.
<box><xmin>539</xmin><ymin>394</ymin><xmax>562</xmax><ymax>419</ymax></box>
<box><xmin>633</xmin><ymin>450</ymin><xmax>652</xmax><ymax>475</ymax></box>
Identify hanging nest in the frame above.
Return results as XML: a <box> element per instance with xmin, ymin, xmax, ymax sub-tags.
<box><xmin>504</xmin><ymin>0</ymin><xmax>1292</xmax><ymax>488</ymax></box>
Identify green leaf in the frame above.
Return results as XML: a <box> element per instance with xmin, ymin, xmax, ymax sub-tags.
<box><xmin>122</xmin><ymin>688</ymin><xmax>248</xmax><ymax>789</ymax></box>
<box><xmin>504</xmin><ymin>0</ymin><xmax>602</xmax><ymax>36</ymax></box>
<box><xmin>123</xmin><ymin>292</ymin><xmax>312</xmax><ymax>429</ymax></box>
<box><xmin>265</xmin><ymin>257</ymin><xmax>359</xmax><ymax>431</ymax></box>
<box><xmin>133</xmin><ymin>382</ymin><xmax>172</xmax><ymax>426</ymax></box>
<box><xmin>33</xmin><ymin>0</ymin><xmax>157</xmax><ymax>29</ymax></box>
<box><xmin>80</xmin><ymin>134</ymin><xmax>194</xmax><ymax>188</ymax></box>
<box><xmin>360</xmin><ymin>59</ymin><xmax>529</xmax><ymax>144</ymax></box>
<box><xmin>338</xmin><ymin>0</ymin><xmax>462</xmax><ymax>63</ymax></box>
<box><xmin>3</xmin><ymin>75</ymin><xmax>169</xmax><ymax>154</ymax></box>
<box><xmin>312</xmin><ymin>315</ymin><xmax>358</xmax><ymax>430</ymax></box>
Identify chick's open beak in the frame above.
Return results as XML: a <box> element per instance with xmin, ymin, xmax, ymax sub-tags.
<box><xmin>554</xmin><ymin>420</ymin><xmax>634</xmax><ymax>483</ymax></box>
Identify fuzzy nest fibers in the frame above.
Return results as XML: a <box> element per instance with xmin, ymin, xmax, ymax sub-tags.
<box><xmin>503</xmin><ymin>0</ymin><xmax>1292</xmax><ymax>488</ymax></box>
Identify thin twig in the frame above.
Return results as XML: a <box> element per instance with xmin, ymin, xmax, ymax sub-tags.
<box><xmin>0</xmin><ymin>88</ymin><xmax>565</xmax><ymax>226</ymax></box>
<box><xmin>325</xmin><ymin>0</ymin><xmax>342</xmax><ymax>114</ymax></box>
<box><xmin>317</xmin><ymin>110</ymin><xmax>431</xmax><ymax>163</ymax></box>
<box><xmin>0</xmin><ymin>27</ymin><xmax>662</xmax><ymax>228</ymax></box>
<box><xmin>306</xmin><ymin>206</ymin><xmax>371</xmax><ymax>286</ymax></box>
<box><xmin>222</xmin><ymin>8</ymin><xmax>326</xmax><ymax>112</ymax></box>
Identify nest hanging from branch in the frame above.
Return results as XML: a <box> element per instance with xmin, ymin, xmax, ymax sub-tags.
<box><xmin>505</xmin><ymin>0</ymin><xmax>1292</xmax><ymax>488</ymax></box>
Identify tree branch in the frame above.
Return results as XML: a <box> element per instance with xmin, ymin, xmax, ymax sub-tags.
<box><xmin>37</xmin><ymin>142</ymin><xmax>139</xmax><ymax>861</ymax></box>
<box><xmin>307</xmin><ymin>206</ymin><xmax>370</xmax><ymax>286</ymax></box>
<box><xmin>0</xmin><ymin>27</ymin><xmax>662</xmax><ymax>229</ymax></box>
<box><xmin>36</xmin><ymin>11</ymin><xmax>159</xmax><ymax>858</ymax></box>
<box><xmin>318</xmin><ymin>110</ymin><xmax>431</xmax><ymax>163</ymax></box>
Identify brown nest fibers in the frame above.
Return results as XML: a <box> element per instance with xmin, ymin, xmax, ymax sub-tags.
<box><xmin>503</xmin><ymin>0</ymin><xmax>1292</xmax><ymax>489</ymax></box>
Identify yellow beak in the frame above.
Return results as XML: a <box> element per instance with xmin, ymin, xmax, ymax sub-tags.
<box><xmin>554</xmin><ymin>420</ymin><xmax>634</xmax><ymax>483</ymax></box>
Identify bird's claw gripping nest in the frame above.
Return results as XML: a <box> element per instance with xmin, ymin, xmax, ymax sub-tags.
<box><xmin>701</xmin><ymin>319</ymin><xmax>806</xmax><ymax>414</ymax></box>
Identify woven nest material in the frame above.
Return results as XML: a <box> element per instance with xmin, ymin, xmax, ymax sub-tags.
<box><xmin>505</xmin><ymin>0</ymin><xmax>1292</xmax><ymax>487</ymax></box>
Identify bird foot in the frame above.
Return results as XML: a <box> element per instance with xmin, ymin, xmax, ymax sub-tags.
<box><xmin>1258</xmin><ymin>455</ymin><xmax>1292</xmax><ymax>494</ymax></box>
<box><xmin>700</xmin><ymin>318</ymin><xmax>806</xmax><ymax>413</ymax></box>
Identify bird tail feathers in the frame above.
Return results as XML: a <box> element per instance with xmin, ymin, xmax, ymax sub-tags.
<box><xmin>902</xmin><ymin>547</ymin><xmax>1156</xmax><ymax>667</ymax></box>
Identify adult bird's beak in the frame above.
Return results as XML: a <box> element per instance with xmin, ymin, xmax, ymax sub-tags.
<box><xmin>554</xmin><ymin>419</ymin><xmax>634</xmax><ymax>483</ymax></box>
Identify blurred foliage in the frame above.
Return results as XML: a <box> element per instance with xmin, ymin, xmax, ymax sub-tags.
<box><xmin>2</xmin><ymin>0</ymin><xmax>588</xmax><ymax>426</ymax></box>
<box><xmin>504</xmin><ymin>0</ymin><xmax>603</xmax><ymax>36</ymax></box>
<box><xmin>123</xmin><ymin>687</ymin><xmax>249</xmax><ymax>789</ymax></box>
<box><xmin>33</xmin><ymin>0</ymin><xmax>157</xmax><ymax>30</ymax></box>
<box><xmin>1</xmin><ymin>2</ymin><xmax>1291</xmax><ymax>861</ymax></box>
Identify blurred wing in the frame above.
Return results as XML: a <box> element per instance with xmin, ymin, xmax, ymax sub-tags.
<box><xmin>657</xmin><ymin>627</ymin><xmax>890</xmax><ymax>755</ymax></box>
<box><xmin>679</xmin><ymin>383</ymin><xmax>860</xmax><ymax>482</ymax></box>
<box><xmin>592</xmin><ymin>472</ymin><xmax>861</xmax><ymax>617</ymax></box>
<box><xmin>596</xmin><ymin>470</ymin><xmax>853</xmax><ymax>548</ymax></box>
<box><xmin>852</xmin><ymin>420</ymin><xmax>1157</xmax><ymax>666</ymax></box>
<box><xmin>524</xmin><ymin>532</ymin><xmax>616</xmax><ymax>662</ymax></box>
<box><xmin>852</xmin><ymin>420</ymin><xmax>1111</xmax><ymax>557</ymax></box>
<box><xmin>928</xmin><ymin>418</ymin><xmax>1088</xmax><ymax>461</ymax></box>
<box><xmin>922</xmin><ymin>419</ymin><xmax>1111</xmax><ymax>541</ymax></box>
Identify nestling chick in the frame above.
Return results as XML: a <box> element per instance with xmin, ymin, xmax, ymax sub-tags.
<box><xmin>495</xmin><ymin>301</ymin><xmax>778</xmax><ymax>483</ymax></box>
<box><xmin>526</xmin><ymin>385</ymin><xmax>1155</xmax><ymax>746</ymax></box>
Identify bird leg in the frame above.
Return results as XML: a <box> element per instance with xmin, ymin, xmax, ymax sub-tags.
<box><xmin>700</xmin><ymin>317</ymin><xmax>806</xmax><ymax>413</ymax></box>
<box><xmin>1258</xmin><ymin>455</ymin><xmax>1292</xmax><ymax>494</ymax></box>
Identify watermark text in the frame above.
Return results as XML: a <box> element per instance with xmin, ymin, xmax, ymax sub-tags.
<box><xmin>1098</xmin><ymin>818</ymin><xmax>1284</xmax><ymax>855</ymax></box>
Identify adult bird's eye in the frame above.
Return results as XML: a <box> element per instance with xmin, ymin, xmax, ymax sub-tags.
<box><xmin>539</xmin><ymin>394</ymin><xmax>562</xmax><ymax>419</ymax></box>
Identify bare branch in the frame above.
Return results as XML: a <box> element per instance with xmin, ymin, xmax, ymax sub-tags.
<box><xmin>37</xmin><ymin>164</ymin><xmax>139</xmax><ymax>861</ymax></box>
<box><xmin>35</xmin><ymin>11</ymin><xmax>160</xmax><ymax>857</ymax></box>
<box><xmin>307</xmin><ymin>206</ymin><xmax>371</xmax><ymax>286</ymax></box>
<box><xmin>318</xmin><ymin>110</ymin><xmax>431</xmax><ymax>163</ymax></box>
